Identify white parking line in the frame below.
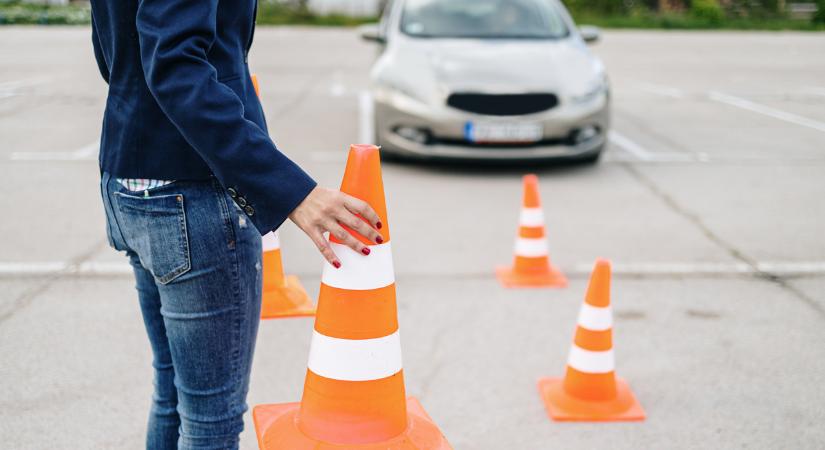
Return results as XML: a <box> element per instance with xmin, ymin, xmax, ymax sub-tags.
<box><xmin>709</xmin><ymin>91</ymin><xmax>825</xmax><ymax>133</ymax></box>
<box><xmin>573</xmin><ymin>262</ymin><xmax>825</xmax><ymax>276</ymax></box>
<box><xmin>608</xmin><ymin>131</ymin><xmax>655</xmax><ymax>161</ymax></box>
<box><xmin>330</xmin><ymin>82</ymin><xmax>346</xmax><ymax>97</ymax></box>
<box><xmin>329</xmin><ymin>71</ymin><xmax>347</xmax><ymax>97</ymax></box>
<box><xmin>358</xmin><ymin>90</ymin><xmax>374</xmax><ymax>144</ymax></box>
<box><xmin>0</xmin><ymin>77</ymin><xmax>52</xmax><ymax>101</ymax></box>
<box><xmin>0</xmin><ymin>261</ymin><xmax>132</xmax><ymax>277</ymax></box>
<box><xmin>9</xmin><ymin>142</ymin><xmax>98</xmax><ymax>161</ymax></box>
<box><xmin>2</xmin><ymin>260</ymin><xmax>824</xmax><ymax>277</ymax></box>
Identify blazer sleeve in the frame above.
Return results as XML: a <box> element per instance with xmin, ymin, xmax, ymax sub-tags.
<box><xmin>135</xmin><ymin>0</ymin><xmax>316</xmax><ymax>234</ymax></box>
<box><xmin>91</xmin><ymin>15</ymin><xmax>110</xmax><ymax>84</ymax></box>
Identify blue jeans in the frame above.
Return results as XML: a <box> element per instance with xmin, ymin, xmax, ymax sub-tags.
<box><xmin>100</xmin><ymin>173</ymin><xmax>262</xmax><ymax>449</ymax></box>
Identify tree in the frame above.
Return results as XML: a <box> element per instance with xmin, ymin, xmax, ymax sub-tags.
<box><xmin>814</xmin><ymin>0</ymin><xmax>825</xmax><ymax>23</ymax></box>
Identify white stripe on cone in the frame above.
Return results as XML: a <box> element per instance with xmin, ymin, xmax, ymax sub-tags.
<box><xmin>307</xmin><ymin>330</ymin><xmax>403</xmax><ymax>381</ymax></box>
<box><xmin>322</xmin><ymin>242</ymin><xmax>395</xmax><ymax>290</ymax></box>
<box><xmin>519</xmin><ymin>208</ymin><xmax>545</xmax><ymax>227</ymax></box>
<box><xmin>514</xmin><ymin>237</ymin><xmax>549</xmax><ymax>257</ymax></box>
<box><xmin>577</xmin><ymin>304</ymin><xmax>613</xmax><ymax>331</ymax></box>
<box><xmin>262</xmin><ymin>231</ymin><xmax>281</xmax><ymax>251</ymax></box>
<box><xmin>567</xmin><ymin>345</ymin><xmax>615</xmax><ymax>374</ymax></box>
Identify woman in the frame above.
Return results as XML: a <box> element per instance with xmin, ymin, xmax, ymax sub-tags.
<box><xmin>90</xmin><ymin>1</ymin><xmax>383</xmax><ymax>448</ymax></box>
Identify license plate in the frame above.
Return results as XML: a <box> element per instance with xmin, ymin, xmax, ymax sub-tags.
<box><xmin>464</xmin><ymin>121</ymin><xmax>543</xmax><ymax>143</ymax></box>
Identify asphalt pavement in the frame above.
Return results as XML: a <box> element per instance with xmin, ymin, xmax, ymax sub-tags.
<box><xmin>0</xmin><ymin>27</ymin><xmax>824</xmax><ymax>449</ymax></box>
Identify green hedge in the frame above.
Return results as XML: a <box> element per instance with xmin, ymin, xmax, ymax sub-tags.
<box><xmin>571</xmin><ymin>13</ymin><xmax>825</xmax><ymax>30</ymax></box>
<box><xmin>0</xmin><ymin>0</ymin><xmax>821</xmax><ymax>29</ymax></box>
<box><xmin>814</xmin><ymin>0</ymin><xmax>825</xmax><ymax>24</ymax></box>
<box><xmin>564</xmin><ymin>0</ymin><xmax>823</xmax><ymax>28</ymax></box>
<box><xmin>690</xmin><ymin>0</ymin><xmax>725</xmax><ymax>25</ymax></box>
<box><xmin>257</xmin><ymin>2</ymin><xmax>376</xmax><ymax>26</ymax></box>
<box><xmin>0</xmin><ymin>1</ymin><xmax>91</xmax><ymax>25</ymax></box>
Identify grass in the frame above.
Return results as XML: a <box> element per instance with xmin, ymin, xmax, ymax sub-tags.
<box><xmin>0</xmin><ymin>1</ymin><xmax>90</xmax><ymax>25</ymax></box>
<box><xmin>0</xmin><ymin>1</ymin><xmax>375</xmax><ymax>26</ymax></box>
<box><xmin>257</xmin><ymin>3</ymin><xmax>376</xmax><ymax>26</ymax></box>
<box><xmin>570</xmin><ymin>11</ymin><xmax>825</xmax><ymax>31</ymax></box>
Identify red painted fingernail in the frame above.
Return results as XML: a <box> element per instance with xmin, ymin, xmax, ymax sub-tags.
<box><xmin>376</xmin><ymin>221</ymin><xmax>383</xmax><ymax>229</ymax></box>
<box><xmin>333</xmin><ymin>261</ymin><xmax>341</xmax><ymax>269</ymax></box>
<box><xmin>376</xmin><ymin>236</ymin><xmax>384</xmax><ymax>244</ymax></box>
<box><xmin>361</xmin><ymin>247</ymin><xmax>371</xmax><ymax>255</ymax></box>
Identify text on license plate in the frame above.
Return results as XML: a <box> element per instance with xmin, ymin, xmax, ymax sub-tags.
<box><xmin>464</xmin><ymin>121</ymin><xmax>543</xmax><ymax>143</ymax></box>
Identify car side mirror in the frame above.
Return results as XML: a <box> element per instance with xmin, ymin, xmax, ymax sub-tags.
<box><xmin>359</xmin><ymin>24</ymin><xmax>385</xmax><ymax>43</ymax></box>
<box><xmin>579</xmin><ymin>25</ymin><xmax>600</xmax><ymax>44</ymax></box>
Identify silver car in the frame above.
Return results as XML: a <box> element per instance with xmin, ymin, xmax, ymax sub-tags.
<box><xmin>361</xmin><ymin>0</ymin><xmax>609</xmax><ymax>163</ymax></box>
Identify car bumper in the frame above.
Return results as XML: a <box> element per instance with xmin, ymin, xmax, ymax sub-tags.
<box><xmin>374</xmin><ymin>91</ymin><xmax>609</xmax><ymax>161</ymax></box>
<box><xmin>381</xmin><ymin>132</ymin><xmax>606</xmax><ymax>160</ymax></box>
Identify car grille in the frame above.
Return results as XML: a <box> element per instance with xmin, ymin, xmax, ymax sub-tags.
<box><xmin>434</xmin><ymin>136</ymin><xmax>572</xmax><ymax>148</ymax></box>
<box><xmin>446</xmin><ymin>93</ymin><xmax>559</xmax><ymax>116</ymax></box>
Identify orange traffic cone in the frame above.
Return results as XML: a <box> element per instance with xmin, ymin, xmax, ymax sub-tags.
<box><xmin>253</xmin><ymin>144</ymin><xmax>451</xmax><ymax>449</ymax></box>
<box><xmin>249</xmin><ymin>74</ymin><xmax>314</xmax><ymax>320</ymax></box>
<box><xmin>496</xmin><ymin>174</ymin><xmax>567</xmax><ymax>288</ymax></box>
<box><xmin>537</xmin><ymin>259</ymin><xmax>645</xmax><ymax>421</ymax></box>
<box><xmin>251</xmin><ymin>73</ymin><xmax>261</xmax><ymax>97</ymax></box>
<box><xmin>260</xmin><ymin>231</ymin><xmax>316</xmax><ymax>319</ymax></box>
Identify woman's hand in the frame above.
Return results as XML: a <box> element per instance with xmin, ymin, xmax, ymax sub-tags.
<box><xmin>288</xmin><ymin>186</ymin><xmax>384</xmax><ymax>268</ymax></box>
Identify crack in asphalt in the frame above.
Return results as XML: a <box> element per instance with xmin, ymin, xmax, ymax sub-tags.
<box><xmin>416</xmin><ymin>321</ymin><xmax>449</xmax><ymax>402</ymax></box>
<box><xmin>0</xmin><ymin>240</ymin><xmax>109</xmax><ymax>326</ymax></box>
<box><xmin>614</xmin><ymin>105</ymin><xmax>698</xmax><ymax>156</ymax></box>
<box><xmin>619</xmin><ymin>162</ymin><xmax>825</xmax><ymax>319</ymax></box>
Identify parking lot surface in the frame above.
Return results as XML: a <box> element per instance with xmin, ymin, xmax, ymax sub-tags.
<box><xmin>1</xmin><ymin>27</ymin><xmax>824</xmax><ymax>449</ymax></box>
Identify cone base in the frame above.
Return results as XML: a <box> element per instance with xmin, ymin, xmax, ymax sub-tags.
<box><xmin>495</xmin><ymin>266</ymin><xmax>568</xmax><ymax>288</ymax></box>
<box><xmin>537</xmin><ymin>376</ymin><xmax>645</xmax><ymax>422</ymax></box>
<box><xmin>260</xmin><ymin>275</ymin><xmax>316</xmax><ymax>319</ymax></box>
<box><xmin>252</xmin><ymin>397</ymin><xmax>452</xmax><ymax>449</ymax></box>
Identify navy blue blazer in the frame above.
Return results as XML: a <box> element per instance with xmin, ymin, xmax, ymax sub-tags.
<box><xmin>90</xmin><ymin>0</ymin><xmax>316</xmax><ymax>234</ymax></box>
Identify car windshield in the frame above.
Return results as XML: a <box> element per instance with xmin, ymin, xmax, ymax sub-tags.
<box><xmin>400</xmin><ymin>0</ymin><xmax>569</xmax><ymax>39</ymax></box>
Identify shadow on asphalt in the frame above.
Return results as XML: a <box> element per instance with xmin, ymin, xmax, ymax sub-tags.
<box><xmin>380</xmin><ymin>155</ymin><xmax>603</xmax><ymax>178</ymax></box>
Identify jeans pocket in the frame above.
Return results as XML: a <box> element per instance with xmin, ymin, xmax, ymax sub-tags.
<box><xmin>113</xmin><ymin>192</ymin><xmax>191</xmax><ymax>284</ymax></box>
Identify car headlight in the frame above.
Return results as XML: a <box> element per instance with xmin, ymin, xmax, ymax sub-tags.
<box><xmin>373</xmin><ymin>80</ymin><xmax>431</xmax><ymax>116</ymax></box>
<box><xmin>374</xmin><ymin>79</ymin><xmax>425</xmax><ymax>104</ymax></box>
<box><xmin>570</xmin><ymin>73</ymin><xmax>608</xmax><ymax>105</ymax></box>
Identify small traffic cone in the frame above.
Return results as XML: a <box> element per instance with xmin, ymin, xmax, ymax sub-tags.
<box><xmin>253</xmin><ymin>144</ymin><xmax>451</xmax><ymax>449</ymax></box>
<box><xmin>251</xmin><ymin>73</ymin><xmax>261</xmax><ymax>97</ymax></box>
<box><xmin>260</xmin><ymin>231</ymin><xmax>315</xmax><ymax>319</ymax></box>
<box><xmin>496</xmin><ymin>174</ymin><xmax>567</xmax><ymax>288</ymax></box>
<box><xmin>537</xmin><ymin>259</ymin><xmax>645</xmax><ymax>421</ymax></box>
<box><xmin>249</xmin><ymin>74</ymin><xmax>313</xmax><ymax>320</ymax></box>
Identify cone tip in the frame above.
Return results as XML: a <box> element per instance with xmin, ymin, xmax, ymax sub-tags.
<box><xmin>585</xmin><ymin>258</ymin><xmax>611</xmax><ymax>307</ymax></box>
<box><xmin>349</xmin><ymin>143</ymin><xmax>380</xmax><ymax>154</ymax></box>
<box><xmin>522</xmin><ymin>174</ymin><xmax>541</xmax><ymax>207</ymax></box>
<box><xmin>594</xmin><ymin>258</ymin><xmax>611</xmax><ymax>271</ymax></box>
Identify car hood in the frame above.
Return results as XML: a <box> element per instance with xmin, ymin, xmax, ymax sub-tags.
<box><xmin>372</xmin><ymin>37</ymin><xmax>603</xmax><ymax>103</ymax></box>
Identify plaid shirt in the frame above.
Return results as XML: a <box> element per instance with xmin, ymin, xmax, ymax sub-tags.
<box><xmin>117</xmin><ymin>178</ymin><xmax>174</xmax><ymax>191</ymax></box>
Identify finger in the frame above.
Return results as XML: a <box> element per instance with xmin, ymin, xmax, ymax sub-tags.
<box><xmin>327</xmin><ymin>220</ymin><xmax>370</xmax><ymax>256</ymax></box>
<box><xmin>310</xmin><ymin>228</ymin><xmax>340</xmax><ymax>268</ymax></box>
<box><xmin>343</xmin><ymin>195</ymin><xmax>382</xmax><ymax>231</ymax></box>
<box><xmin>337</xmin><ymin>208</ymin><xmax>382</xmax><ymax>244</ymax></box>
